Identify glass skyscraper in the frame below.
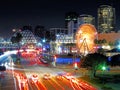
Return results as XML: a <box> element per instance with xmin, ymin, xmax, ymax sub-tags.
<box><xmin>98</xmin><ymin>5</ymin><xmax>116</xmax><ymax>33</ymax></box>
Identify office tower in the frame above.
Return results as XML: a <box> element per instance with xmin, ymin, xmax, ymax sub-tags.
<box><xmin>98</xmin><ymin>5</ymin><xmax>115</xmax><ymax>33</ymax></box>
<box><xmin>65</xmin><ymin>12</ymin><xmax>79</xmax><ymax>28</ymax></box>
<box><xmin>67</xmin><ymin>14</ymin><xmax>95</xmax><ymax>35</ymax></box>
<box><xmin>78</xmin><ymin>14</ymin><xmax>95</xmax><ymax>26</ymax></box>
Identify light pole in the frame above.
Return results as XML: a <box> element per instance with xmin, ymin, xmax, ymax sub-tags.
<box><xmin>43</xmin><ymin>31</ymin><xmax>46</xmax><ymax>42</ymax></box>
<box><xmin>52</xmin><ymin>55</ymin><xmax>56</xmax><ymax>67</ymax></box>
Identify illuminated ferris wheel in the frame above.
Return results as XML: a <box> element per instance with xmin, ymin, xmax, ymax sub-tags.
<box><xmin>75</xmin><ymin>24</ymin><xmax>97</xmax><ymax>55</ymax></box>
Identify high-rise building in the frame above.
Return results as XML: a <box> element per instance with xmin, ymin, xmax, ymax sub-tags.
<box><xmin>98</xmin><ymin>5</ymin><xmax>116</xmax><ymax>33</ymax></box>
<box><xmin>65</xmin><ymin>12</ymin><xmax>79</xmax><ymax>28</ymax></box>
<box><xmin>67</xmin><ymin>14</ymin><xmax>95</xmax><ymax>35</ymax></box>
<box><xmin>68</xmin><ymin>21</ymin><xmax>77</xmax><ymax>35</ymax></box>
<box><xmin>78</xmin><ymin>14</ymin><xmax>95</xmax><ymax>27</ymax></box>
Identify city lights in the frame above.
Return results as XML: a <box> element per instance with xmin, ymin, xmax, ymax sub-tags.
<box><xmin>0</xmin><ymin>1</ymin><xmax>119</xmax><ymax>90</ymax></box>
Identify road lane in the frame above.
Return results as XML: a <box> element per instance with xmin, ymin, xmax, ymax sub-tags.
<box><xmin>0</xmin><ymin>71</ymin><xmax>15</xmax><ymax>90</ymax></box>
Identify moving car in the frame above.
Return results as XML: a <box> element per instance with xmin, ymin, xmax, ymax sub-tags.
<box><xmin>43</xmin><ymin>73</ymin><xmax>51</xmax><ymax>80</ymax></box>
<box><xmin>30</xmin><ymin>74</ymin><xmax>38</xmax><ymax>83</ymax></box>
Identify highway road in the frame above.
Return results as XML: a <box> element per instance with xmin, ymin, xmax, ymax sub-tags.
<box><xmin>12</xmin><ymin>65</ymin><xmax>97</xmax><ymax>90</ymax></box>
<box><xmin>0</xmin><ymin>51</ymin><xmax>97</xmax><ymax>90</ymax></box>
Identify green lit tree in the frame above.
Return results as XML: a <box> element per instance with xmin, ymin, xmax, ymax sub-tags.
<box><xmin>80</xmin><ymin>53</ymin><xmax>107</xmax><ymax>78</ymax></box>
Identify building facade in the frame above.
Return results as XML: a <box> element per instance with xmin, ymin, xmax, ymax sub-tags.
<box><xmin>67</xmin><ymin>14</ymin><xmax>95</xmax><ymax>35</ymax></box>
<box><xmin>68</xmin><ymin>21</ymin><xmax>77</xmax><ymax>35</ymax></box>
<box><xmin>49</xmin><ymin>28</ymin><xmax>68</xmax><ymax>40</ymax></box>
<box><xmin>77</xmin><ymin>14</ymin><xmax>95</xmax><ymax>27</ymax></box>
<box><xmin>98</xmin><ymin>5</ymin><xmax>116</xmax><ymax>33</ymax></box>
<box><xmin>98</xmin><ymin>32</ymin><xmax>120</xmax><ymax>45</ymax></box>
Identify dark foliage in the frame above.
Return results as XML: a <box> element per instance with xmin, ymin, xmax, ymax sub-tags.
<box><xmin>81</xmin><ymin>53</ymin><xmax>107</xmax><ymax>69</ymax></box>
<box><xmin>16</xmin><ymin>33</ymin><xmax>23</xmax><ymax>42</ymax></box>
<box><xmin>11</xmin><ymin>32</ymin><xmax>22</xmax><ymax>44</ymax></box>
<box><xmin>80</xmin><ymin>53</ymin><xmax>108</xmax><ymax>78</ymax></box>
<box><xmin>0</xmin><ymin>66</ymin><xmax>6</xmax><ymax>71</ymax></box>
<box><xmin>111</xmin><ymin>54</ymin><xmax>120</xmax><ymax>66</ymax></box>
<box><xmin>11</xmin><ymin>36</ymin><xmax>17</xmax><ymax>43</ymax></box>
<box><xmin>45</xmin><ymin>31</ymin><xmax>51</xmax><ymax>42</ymax></box>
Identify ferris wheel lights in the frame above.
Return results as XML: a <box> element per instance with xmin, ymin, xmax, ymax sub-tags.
<box><xmin>94</xmin><ymin>32</ymin><xmax>97</xmax><ymax>34</ymax></box>
<box><xmin>78</xmin><ymin>30</ymin><xmax>82</xmax><ymax>34</ymax></box>
<box><xmin>75</xmin><ymin>24</ymin><xmax>97</xmax><ymax>55</ymax></box>
<box><xmin>79</xmin><ymin>39</ymin><xmax>83</xmax><ymax>43</ymax></box>
<box><xmin>85</xmin><ymin>51</ymin><xmax>88</xmax><ymax>54</ymax></box>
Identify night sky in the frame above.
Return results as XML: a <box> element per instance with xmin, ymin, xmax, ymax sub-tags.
<box><xmin>0</xmin><ymin>0</ymin><xmax>120</xmax><ymax>38</ymax></box>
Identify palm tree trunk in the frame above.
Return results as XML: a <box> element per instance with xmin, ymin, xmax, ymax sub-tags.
<box><xmin>93</xmin><ymin>69</ymin><xmax>96</xmax><ymax>78</ymax></box>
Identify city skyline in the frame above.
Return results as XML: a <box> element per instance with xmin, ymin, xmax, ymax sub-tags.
<box><xmin>0</xmin><ymin>0</ymin><xmax>120</xmax><ymax>38</ymax></box>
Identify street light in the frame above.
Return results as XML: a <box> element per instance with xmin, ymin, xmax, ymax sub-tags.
<box><xmin>74</xmin><ymin>62</ymin><xmax>78</xmax><ymax>70</ymax></box>
<box><xmin>54</xmin><ymin>55</ymin><xmax>57</xmax><ymax>60</ymax></box>
<box><xmin>102</xmin><ymin>66</ymin><xmax>106</xmax><ymax>71</ymax></box>
<box><xmin>52</xmin><ymin>55</ymin><xmax>57</xmax><ymax>67</ymax></box>
<box><xmin>42</xmin><ymin>39</ymin><xmax>46</xmax><ymax>43</ymax></box>
<box><xmin>43</xmin><ymin>31</ymin><xmax>46</xmax><ymax>43</ymax></box>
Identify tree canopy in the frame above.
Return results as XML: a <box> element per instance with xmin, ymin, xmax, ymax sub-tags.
<box><xmin>11</xmin><ymin>32</ymin><xmax>22</xmax><ymax>44</ymax></box>
<box><xmin>80</xmin><ymin>53</ymin><xmax>108</xmax><ymax>77</ymax></box>
<box><xmin>110</xmin><ymin>54</ymin><xmax>120</xmax><ymax>66</ymax></box>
